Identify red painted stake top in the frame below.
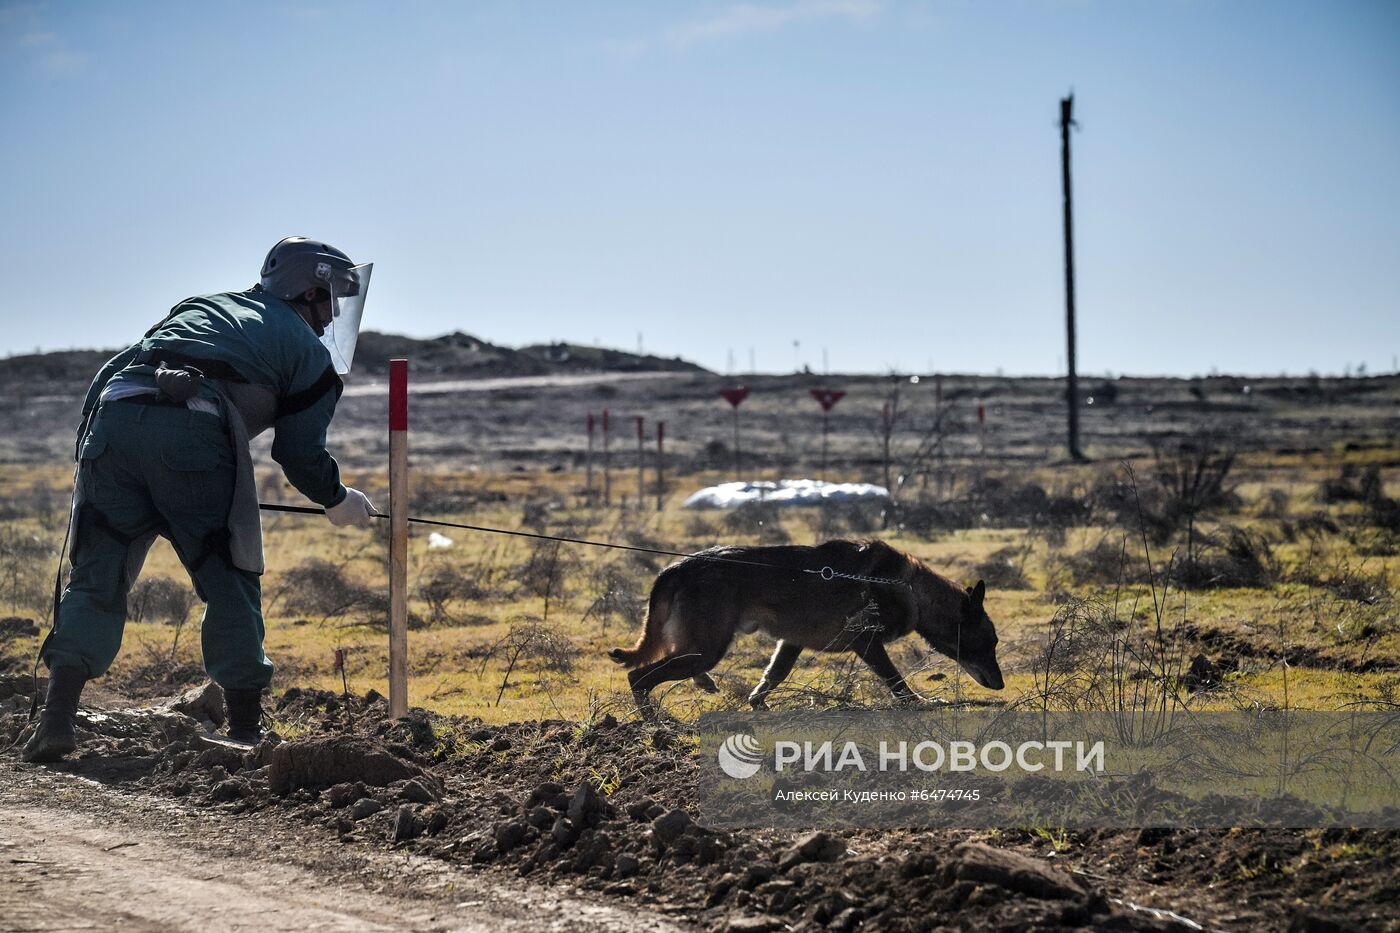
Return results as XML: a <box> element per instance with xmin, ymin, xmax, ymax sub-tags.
<box><xmin>389</xmin><ymin>359</ymin><xmax>408</xmax><ymax>431</ymax></box>
<box><xmin>809</xmin><ymin>388</ymin><xmax>846</xmax><ymax>412</ymax></box>
<box><xmin>657</xmin><ymin>421</ymin><xmax>665</xmax><ymax>444</ymax></box>
<box><xmin>603</xmin><ymin>408</ymin><xmax>610</xmax><ymax>432</ymax></box>
<box><xmin>587</xmin><ymin>412</ymin><xmax>595</xmax><ymax>433</ymax></box>
<box><xmin>978</xmin><ymin>404</ymin><xmax>986</xmax><ymax>425</ymax></box>
<box><xmin>719</xmin><ymin>387</ymin><xmax>750</xmax><ymax>408</ymax></box>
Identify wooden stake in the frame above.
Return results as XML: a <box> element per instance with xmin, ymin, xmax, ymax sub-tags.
<box><xmin>388</xmin><ymin>358</ymin><xmax>409</xmax><ymax>719</ymax></box>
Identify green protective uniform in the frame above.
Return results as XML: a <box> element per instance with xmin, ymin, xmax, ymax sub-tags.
<box><xmin>42</xmin><ymin>288</ymin><xmax>349</xmax><ymax>689</ymax></box>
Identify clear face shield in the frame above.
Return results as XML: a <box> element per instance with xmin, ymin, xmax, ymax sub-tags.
<box><xmin>315</xmin><ymin>261</ymin><xmax>372</xmax><ymax>374</ymax></box>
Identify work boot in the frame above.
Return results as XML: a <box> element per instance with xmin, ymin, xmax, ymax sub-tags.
<box><xmin>224</xmin><ymin>687</ymin><xmax>263</xmax><ymax>745</ymax></box>
<box><xmin>21</xmin><ymin>665</ymin><xmax>87</xmax><ymax>763</ymax></box>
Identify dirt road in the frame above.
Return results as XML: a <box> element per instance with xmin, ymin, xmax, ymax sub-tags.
<box><xmin>0</xmin><ymin>759</ymin><xmax>687</xmax><ymax>933</ymax></box>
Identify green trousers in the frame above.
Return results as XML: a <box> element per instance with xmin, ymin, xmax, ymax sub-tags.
<box><xmin>44</xmin><ymin>400</ymin><xmax>273</xmax><ymax>690</ymax></box>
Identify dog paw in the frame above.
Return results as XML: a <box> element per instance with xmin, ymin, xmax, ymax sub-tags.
<box><xmin>691</xmin><ymin>673</ymin><xmax>720</xmax><ymax>694</ymax></box>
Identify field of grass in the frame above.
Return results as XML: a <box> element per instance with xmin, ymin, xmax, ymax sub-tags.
<box><xmin>4</xmin><ymin>438</ymin><xmax>1396</xmax><ymax>726</ymax></box>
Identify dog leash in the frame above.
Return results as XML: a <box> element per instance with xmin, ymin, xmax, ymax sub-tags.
<box><xmin>257</xmin><ymin>502</ymin><xmax>912</xmax><ymax>589</ymax></box>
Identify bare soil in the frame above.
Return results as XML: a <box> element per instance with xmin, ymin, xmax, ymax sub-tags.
<box><xmin>3</xmin><ymin>669</ymin><xmax>1395</xmax><ymax>932</ymax></box>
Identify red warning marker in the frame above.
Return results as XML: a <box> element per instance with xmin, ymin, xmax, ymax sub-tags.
<box><xmin>719</xmin><ymin>387</ymin><xmax>750</xmax><ymax>408</ymax></box>
<box><xmin>809</xmin><ymin>388</ymin><xmax>845</xmax><ymax>412</ymax></box>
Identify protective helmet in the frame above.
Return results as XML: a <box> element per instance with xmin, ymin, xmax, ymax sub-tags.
<box><xmin>259</xmin><ymin>236</ymin><xmax>360</xmax><ymax>301</ymax></box>
<box><xmin>260</xmin><ymin>236</ymin><xmax>374</xmax><ymax>375</ymax></box>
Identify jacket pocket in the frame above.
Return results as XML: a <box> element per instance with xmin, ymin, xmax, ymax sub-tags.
<box><xmin>78</xmin><ymin>435</ymin><xmax>108</xmax><ymax>460</ymax></box>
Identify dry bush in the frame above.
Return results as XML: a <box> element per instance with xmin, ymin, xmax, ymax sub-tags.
<box><xmin>1092</xmin><ymin>442</ymin><xmax>1239</xmax><ymax>544</ymax></box>
<box><xmin>415</xmin><ymin>562</ymin><xmax>487</xmax><ymax>627</ymax></box>
<box><xmin>964</xmin><ymin>475</ymin><xmax>1091</xmax><ymax>530</ymax></box>
<box><xmin>581</xmin><ymin>563</ymin><xmax>646</xmax><ymax>631</ymax></box>
<box><xmin>1046</xmin><ymin>535</ymin><xmax>1144</xmax><ymax>591</ymax></box>
<box><xmin>723</xmin><ymin>501</ymin><xmax>789</xmax><ymax>545</ymax></box>
<box><xmin>519</xmin><ymin>497</ymin><xmax>565</xmax><ymax>532</ymax></box>
<box><xmin>0</xmin><ymin>525</ymin><xmax>53</xmax><ymax>617</ymax></box>
<box><xmin>1316</xmin><ymin>465</ymin><xmax>1381</xmax><ymax>505</ymax></box>
<box><xmin>972</xmin><ymin>545</ymin><xmax>1033</xmax><ymax>590</ymax></box>
<box><xmin>683</xmin><ymin>513</ymin><xmax>719</xmax><ymax>545</ymax></box>
<box><xmin>1028</xmin><ymin>595</ymin><xmax>1193</xmax><ymax>743</ymax></box>
<box><xmin>513</xmin><ymin>539</ymin><xmax>579</xmax><ymax>615</ymax></box>
<box><xmin>1254</xmin><ymin>488</ymin><xmax>1292</xmax><ymax>521</ymax></box>
<box><xmin>1176</xmin><ymin>527</ymin><xmax>1279</xmax><ymax>590</ymax></box>
<box><xmin>890</xmin><ymin>499</ymin><xmax>977</xmax><ymax>540</ymax></box>
<box><xmin>484</xmin><ymin>620</ymin><xmax>580</xmax><ymax>706</ymax></box>
<box><xmin>803</xmin><ymin>502</ymin><xmax>881</xmax><ymax>541</ymax></box>
<box><xmin>127</xmin><ymin>575</ymin><xmax>197</xmax><ymax>625</ymax></box>
<box><xmin>0</xmin><ymin>485</ymin><xmax>65</xmax><ymax>530</ymax></box>
<box><xmin>272</xmin><ymin>558</ymin><xmax>387</xmax><ymax>627</ymax></box>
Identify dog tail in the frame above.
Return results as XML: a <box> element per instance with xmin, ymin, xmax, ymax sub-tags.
<box><xmin>609</xmin><ymin>564</ymin><xmax>681</xmax><ymax>668</ymax></box>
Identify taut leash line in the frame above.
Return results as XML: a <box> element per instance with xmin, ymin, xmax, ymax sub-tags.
<box><xmin>256</xmin><ymin>502</ymin><xmax>910</xmax><ymax>588</ymax></box>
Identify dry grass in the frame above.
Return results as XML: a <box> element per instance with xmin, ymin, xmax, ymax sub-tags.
<box><xmin>1</xmin><ymin>445</ymin><xmax>1397</xmax><ymax>724</ymax></box>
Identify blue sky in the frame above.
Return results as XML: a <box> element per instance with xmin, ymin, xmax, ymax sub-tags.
<box><xmin>1</xmin><ymin>1</ymin><xmax>1396</xmax><ymax>376</ymax></box>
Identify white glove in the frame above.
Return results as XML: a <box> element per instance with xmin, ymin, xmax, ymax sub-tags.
<box><xmin>326</xmin><ymin>487</ymin><xmax>377</xmax><ymax>528</ymax></box>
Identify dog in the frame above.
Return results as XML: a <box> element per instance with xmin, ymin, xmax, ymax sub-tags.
<box><xmin>609</xmin><ymin>538</ymin><xmax>1004</xmax><ymax>709</ymax></box>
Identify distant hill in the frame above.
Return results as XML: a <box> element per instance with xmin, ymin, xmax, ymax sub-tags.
<box><xmin>2</xmin><ymin>332</ymin><xmax>709</xmax><ymax>393</ymax></box>
<box><xmin>354</xmin><ymin>332</ymin><xmax>709</xmax><ymax>378</ymax></box>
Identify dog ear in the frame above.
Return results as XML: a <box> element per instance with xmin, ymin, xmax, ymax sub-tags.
<box><xmin>970</xmin><ymin>580</ymin><xmax>986</xmax><ymax>609</ymax></box>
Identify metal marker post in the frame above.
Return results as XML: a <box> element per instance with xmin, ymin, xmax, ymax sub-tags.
<box><xmin>719</xmin><ymin>387</ymin><xmax>750</xmax><ymax>482</ymax></box>
<box><xmin>388</xmin><ymin>359</ymin><xmax>409</xmax><ymax>719</ymax></box>
<box><xmin>585</xmin><ymin>413</ymin><xmax>595</xmax><ymax>504</ymax></box>
<box><xmin>635</xmin><ymin>416</ymin><xmax>645</xmax><ymax>509</ymax></box>
<box><xmin>602</xmin><ymin>408</ymin><xmax>611</xmax><ymax>506</ymax></box>
<box><xmin>808</xmin><ymin>389</ymin><xmax>846</xmax><ymax>483</ymax></box>
<box><xmin>656</xmin><ymin>421</ymin><xmax>665</xmax><ymax>512</ymax></box>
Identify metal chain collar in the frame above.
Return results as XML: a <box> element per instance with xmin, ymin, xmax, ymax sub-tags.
<box><xmin>804</xmin><ymin>566</ymin><xmax>912</xmax><ymax>590</ymax></box>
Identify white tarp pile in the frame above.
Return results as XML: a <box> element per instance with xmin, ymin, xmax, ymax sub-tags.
<box><xmin>682</xmin><ymin>479</ymin><xmax>890</xmax><ymax>510</ymax></box>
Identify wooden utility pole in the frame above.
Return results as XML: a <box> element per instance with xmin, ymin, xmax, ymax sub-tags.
<box><xmin>1060</xmin><ymin>94</ymin><xmax>1086</xmax><ymax>461</ymax></box>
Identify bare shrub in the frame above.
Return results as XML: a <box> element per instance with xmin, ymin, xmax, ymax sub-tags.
<box><xmin>415</xmin><ymin>563</ymin><xmax>485</xmax><ymax>627</ymax></box>
<box><xmin>1093</xmin><ymin>442</ymin><xmax>1238</xmax><ymax>543</ymax></box>
<box><xmin>514</xmin><ymin>539</ymin><xmax>579</xmax><ymax>614</ymax></box>
<box><xmin>581</xmin><ymin>563</ymin><xmax>646</xmax><ymax>631</ymax></box>
<box><xmin>483</xmin><ymin>621</ymin><xmax>580</xmax><ymax>706</ymax></box>
<box><xmin>804</xmin><ymin>502</ymin><xmax>881</xmax><ymax>541</ymax></box>
<box><xmin>1177</xmin><ymin>527</ymin><xmax>1279</xmax><ymax>590</ymax></box>
<box><xmin>1317</xmin><ymin>465</ymin><xmax>1378</xmax><ymax>504</ymax></box>
<box><xmin>973</xmin><ymin>545</ymin><xmax>1032</xmax><ymax>590</ymax></box>
<box><xmin>683</xmin><ymin>513</ymin><xmax>718</xmax><ymax>544</ymax></box>
<box><xmin>273</xmin><ymin>558</ymin><xmax>386</xmax><ymax>627</ymax></box>
<box><xmin>0</xmin><ymin>526</ymin><xmax>52</xmax><ymax>617</ymax></box>
<box><xmin>890</xmin><ymin>499</ymin><xmax>977</xmax><ymax>540</ymax></box>
<box><xmin>127</xmin><ymin>575</ymin><xmax>196</xmax><ymax>625</ymax></box>
<box><xmin>1046</xmin><ymin>535</ymin><xmax>1144</xmax><ymax>591</ymax></box>
<box><xmin>1255</xmin><ymin>488</ymin><xmax>1292</xmax><ymax>521</ymax></box>
<box><xmin>520</xmin><ymin>498</ymin><xmax>563</xmax><ymax>532</ymax></box>
<box><xmin>1029</xmin><ymin>593</ymin><xmax>1192</xmax><ymax>743</ymax></box>
<box><xmin>723</xmin><ymin>501</ymin><xmax>789</xmax><ymax>545</ymax></box>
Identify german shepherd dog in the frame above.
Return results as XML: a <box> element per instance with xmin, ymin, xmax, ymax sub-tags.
<box><xmin>609</xmin><ymin>539</ymin><xmax>1004</xmax><ymax>708</ymax></box>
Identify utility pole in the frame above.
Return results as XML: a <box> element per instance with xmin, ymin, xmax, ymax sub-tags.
<box><xmin>1060</xmin><ymin>93</ymin><xmax>1086</xmax><ymax>461</ymax></box>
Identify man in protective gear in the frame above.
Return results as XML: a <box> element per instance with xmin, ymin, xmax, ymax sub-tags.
<box><xmin>23</xmin><ymin>237</ymin><xmax>377</xmax><ymax>762</ymax></box>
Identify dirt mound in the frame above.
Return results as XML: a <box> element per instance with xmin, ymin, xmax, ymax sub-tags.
<box><xmin>267</xmin><ymin>736</ymin><xmax>428</xmax><ymax>794</ymax></box>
